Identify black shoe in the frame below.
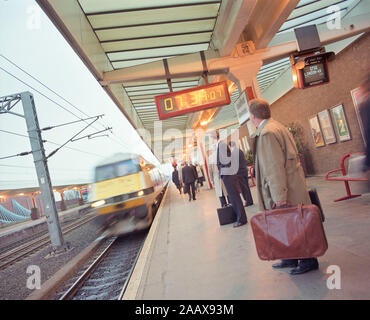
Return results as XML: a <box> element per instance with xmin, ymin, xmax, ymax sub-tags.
<box><xmin>233</xmin><ymin>221</ymin><xmax>247</xmax><ymax>228</ymax></box>
<box><xmin>289</xmin><ymin>264</ymin><xmax>319</xmax><ymax>274</ymax></box>
<box><xmin>245</xmin><ymin>202</ymin><xmax>253</xmax><ymax>207</ymax></box>
<box><xmin>193</xmin><ymin>198</ymin><xmax>196</xmax><ymax>201</ymax></box>
<box><xmin>272</xmin><ymin>260</ymin><xmax>298</xmax><ymax>269</ymax></box>
<box><xmin>289</xmin><ymin>262</ymin><xmax>319</xmax><ymax>275</ymax></box>
<box><xmin>189</xmin><ymin>198</ymin><xmax>191</xmax><ymax>202</ymax></box>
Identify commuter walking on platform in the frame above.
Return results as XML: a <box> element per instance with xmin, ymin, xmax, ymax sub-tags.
<box><xmin>217</xmin><ymin>133</ymin><xmax>248</xmax><ymax>228</ymax></box>
<box><xmin>182</xmin><ymin>162</ymin><xmax>197</xmax><ymax>201</ymax></box>
<box><xmin>195</xmin><ymin>164</ymin><xmax>204</xmax><ymax>187</ymax></box>
<box><xmin>189</xmin><ymin>162</ymin><xmax>199</xmax><ymax>192</ymax></box>
<box><xmin>172</xmin><ymin>166</ymin><xmax>182</xmax><ymax>194</ymax></box>
<box><xmin>248</xmin><ymin>98</ymin><xmax>318</xmax><ymax>275</ymax></box>
<box><xmin>228</xmin><ymin>141</ymin><xmax>253</xmax><ymax>207</ymax></box>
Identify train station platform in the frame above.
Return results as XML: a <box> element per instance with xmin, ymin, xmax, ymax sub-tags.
<box><xmin>125</xmin><ymin>177</ymin><xmax>370</xmax><ymax>300</ymax></box>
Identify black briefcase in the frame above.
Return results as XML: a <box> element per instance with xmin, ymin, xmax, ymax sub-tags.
<box><xmin>217</xmin><ymin>205</ymin><xmax>237</xmax><ymax>226</ymax></box>
<box><xmin>309</xmin><ymin>188</ymin><xmax>325</xmax><ymax>222</ymax></box>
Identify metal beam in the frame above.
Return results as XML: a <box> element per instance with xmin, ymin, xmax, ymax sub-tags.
<box><xmin>212</xmin><ymin>0</ymin><xmax>258</xmax><ymax>56</ymax></box>
<box><xmin>241</xmin><ymin>0</ymin><xmax>300</xmax><ymax>49</ymax></box>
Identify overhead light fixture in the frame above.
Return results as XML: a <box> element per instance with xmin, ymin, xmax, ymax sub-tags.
<box><xmin>200</xmin><ymin>120</ymin><xmax>208</xmax><ymax>126</ymax></box>
<box><xmin>295</xmin><ymin>59</ymin><xmax>306</xmax><ymax>70</ymax></box>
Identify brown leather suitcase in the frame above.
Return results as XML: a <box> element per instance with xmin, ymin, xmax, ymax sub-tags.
<box><xmin>250</xmin><ymin>204</ymin><xmax>328</xmax><ymax>261</ymax></box>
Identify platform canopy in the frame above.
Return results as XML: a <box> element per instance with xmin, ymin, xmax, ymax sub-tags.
<box><xmin>36</xmin><ymin>0</ymin><xmax>370</xmax><ymax>161</ymax></box>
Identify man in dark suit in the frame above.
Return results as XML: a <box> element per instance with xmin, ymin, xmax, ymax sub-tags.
<box><xmin>172</xmin><ymin>166</ymin><xmax>181</xmax><ymax>194</ymax></box>
<box><xmin>229</xmin><ymin>141</ymin><xmax>253</xmax><ymax>206</ymax></box>
<box><xmin>182</xmin><ymin>162</ymin><xmax>197</xmax><ymax>201</ymax></box>
<box><xmin>217</xmin><ymin>137</ymin><xmax>247</xmax><ymax>227</ymax></box>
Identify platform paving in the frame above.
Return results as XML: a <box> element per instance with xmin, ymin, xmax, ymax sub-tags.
<box><xmin>128</xmin><ymin>177</ymin><xmax>370</xmax><ymax>300</ymax></box>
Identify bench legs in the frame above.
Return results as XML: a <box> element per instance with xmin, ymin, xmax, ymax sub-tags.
<box><xmin>334</xmin><ymin>181</ymin><xmax>361</xmax><ymax>202</ymax></box>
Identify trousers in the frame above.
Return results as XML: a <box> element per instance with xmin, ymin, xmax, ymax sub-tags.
<box><xmin>185</xmin><ymin>182</ymin><xmax>196</xmax><ymax>200</ymax></box>
<box><xmin>221</xmin><ymin>175</ymin><xmax>247</xmax><ymax>224</ymax></box>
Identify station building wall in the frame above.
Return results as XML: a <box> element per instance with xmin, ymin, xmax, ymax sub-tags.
<box><xmin>265</xmin><ymin>33</ymin><xmax>369</xmax><ymax>175</ymax></box>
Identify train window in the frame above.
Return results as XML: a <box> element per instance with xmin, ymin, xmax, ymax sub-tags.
<box><xmin>115</xmin><ymin>159</ymin><xmax>140</xmax><ymax>177</ymax></box>
<box><xmin>95</xmin><ymin>159</ymin><xmax>140</xmax><ymax>182</ymax></box>
<box><xmin>95</xmin><ymin>165</ymin><xmax>116</xmax><ymax>182</ymax></box>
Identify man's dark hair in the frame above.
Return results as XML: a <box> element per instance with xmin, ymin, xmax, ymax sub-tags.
<box><xmin>249</xmin><ymin>98</ymin><xmax>271</xmax><ymax>120</ymax></box>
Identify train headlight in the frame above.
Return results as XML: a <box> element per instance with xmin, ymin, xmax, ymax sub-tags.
<box><xmin>91</xmin><ymin>200</ymin><xmax>106</xmax><ymax>208</ymax></box>
<box><xmin>137</xmin><ymin>190</ymin><xmax>144</xmax><ymax>196</ymax></box>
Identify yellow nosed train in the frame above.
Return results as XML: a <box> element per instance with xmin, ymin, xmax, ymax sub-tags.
<box><xmin>88</xmin><ymin>153</ymin><xmax>168</xmax><ymax>236</ymax></box>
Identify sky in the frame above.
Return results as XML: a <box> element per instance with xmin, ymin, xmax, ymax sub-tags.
<box><xmin>0</xmin><ymin>0</ymin><xmax>160</xmax><ymax>190</ymax></box>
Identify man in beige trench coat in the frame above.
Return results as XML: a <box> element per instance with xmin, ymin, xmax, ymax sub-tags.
<box><xmin>208</xmin><ymin>131</ymin><xmax>229</xmax><ymax>207</ymax></box>
<box><xmin>248</xmin><ymin>98</ymin><xmax>319</xmax><ymax>275</ymax></box>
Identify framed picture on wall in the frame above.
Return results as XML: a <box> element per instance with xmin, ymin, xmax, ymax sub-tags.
<box><xmin>331</xmin><ymin>104</ymin><xmax>351</xmax><ymax>142</ymax></box>
<box><xmin>317</xmin><ymin>109</ymin><xmax>336</xmax><ymax>144</ymax></box>
<box><xmin>309</xmin><ymin>115</ymin><xmax>325</xmax><ymax>147</ymax></box>
<box><xmin>351</xmin><ymin>87</ymin><xmax>366</xmax><ymax>145</ymax></box>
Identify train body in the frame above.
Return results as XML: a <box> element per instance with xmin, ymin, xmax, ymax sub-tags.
<box><xmin>88</xmin><ymin>153</ymin><xmax>168</xmax><ymax>236</ymax></box>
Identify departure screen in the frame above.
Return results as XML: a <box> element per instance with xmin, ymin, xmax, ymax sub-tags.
<box><xmin>303</xmin><ymin>64</ymin><xmax>325</xmax><ymax>82</ymax></box>
<box><xmin>155</xmin><ymin>81</ymin><xmax>231</xmax><ymax>120</ymax></box>
<box><xmin>302</xmin><ymin>55</ymin><xmax>329</xmax><ymax>87</ymax></box>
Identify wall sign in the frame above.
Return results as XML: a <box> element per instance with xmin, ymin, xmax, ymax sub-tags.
<box><xmin>331</xmin><ymin>104</ymin><xmax>351</xmax><ymax>142</ymax></box>
<box><xmin>234</xmin><ymin>90</ymin><xmax>249</xmax><ymax>125</ymax></box>
<box><xmin>309</xmin><ymin>115</ymin><xmax>325</xmax><ymax>148</ymax></box>
<box><xmin>351</xmin><ymin>87</ymin><xmax>366</xmax><ymax>145</ymax></box>
<box><xmin>317</xmin><ymin>109</ymin><xmax>336</xmax><ymax>144</ymax></box>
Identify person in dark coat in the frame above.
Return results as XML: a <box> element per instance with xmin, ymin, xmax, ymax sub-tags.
<box><xmin>358</xmin><ymin>74</ymin><xmax>370</xmax><ymax>174</ymax></box>
<box><xmin>182</xmin><ymin>162</ymin><xmax>197</xmax><ymax>201</ymax></box>
<box><xmin>229</xmin><ymin>141</ymin><xmax>253</xmax><ymax>207</ymax></box>
<box><xmin>217</xmin><ymin>139</ymin><xmax>247</xmax><ymax>227</ymax></box>
<box><xmin>172</xmin><ymin>167</ymin><xmax>181</xmax><ymax>194</ymax></box>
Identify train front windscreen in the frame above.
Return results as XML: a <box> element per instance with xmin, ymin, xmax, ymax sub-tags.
<box><xmin>95</xmin><ymin>159</ymin><xmax>140</xmax><ymax>182</ymax></box>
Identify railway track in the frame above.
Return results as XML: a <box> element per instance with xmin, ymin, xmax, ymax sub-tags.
<box><xmin>58</xmin><ymin>232</ymin><xmax>146</xmax><ymax>300</ymax></box>
<box><xmin>0</xmin><ymin>213</ymin><xmax>97</xmax><ymax>270</ymax></box>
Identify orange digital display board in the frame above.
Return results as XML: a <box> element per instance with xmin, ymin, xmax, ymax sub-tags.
<box><xmin>155</xmin><ymin>81</ymin><xmax>231</xmax><ymax>120</ymax></box>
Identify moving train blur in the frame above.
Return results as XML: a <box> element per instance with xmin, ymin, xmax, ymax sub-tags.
<box><xmin>88</xmin><ymin>153</ymin><xmax>168</xmax><ymax>236</ymax></box>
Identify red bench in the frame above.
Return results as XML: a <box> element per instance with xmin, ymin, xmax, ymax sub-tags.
<box><xmin>325</xmin><ymin>152</ymin><xmax>368</xmax><ymax>202</ymax></box>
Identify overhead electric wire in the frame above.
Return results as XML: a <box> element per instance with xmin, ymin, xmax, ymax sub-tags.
<box><xmin>0</xmin><ymin>55</ymin><xmax>130</xmax><ymax>150</ymax></box>
<box><xmin>0</xmin><ymin>163</ymin><xmax>91</xmax><ymax>172</ymax></box>
<box><xmin>0</xmin><ymin>129</ymin><xmax>105</xmax><ymax>158</ymax></box>
<box><xmin>0</xmin><ymin>66</ymin><xmax>84</xmax><ymax>120</ymax></box>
